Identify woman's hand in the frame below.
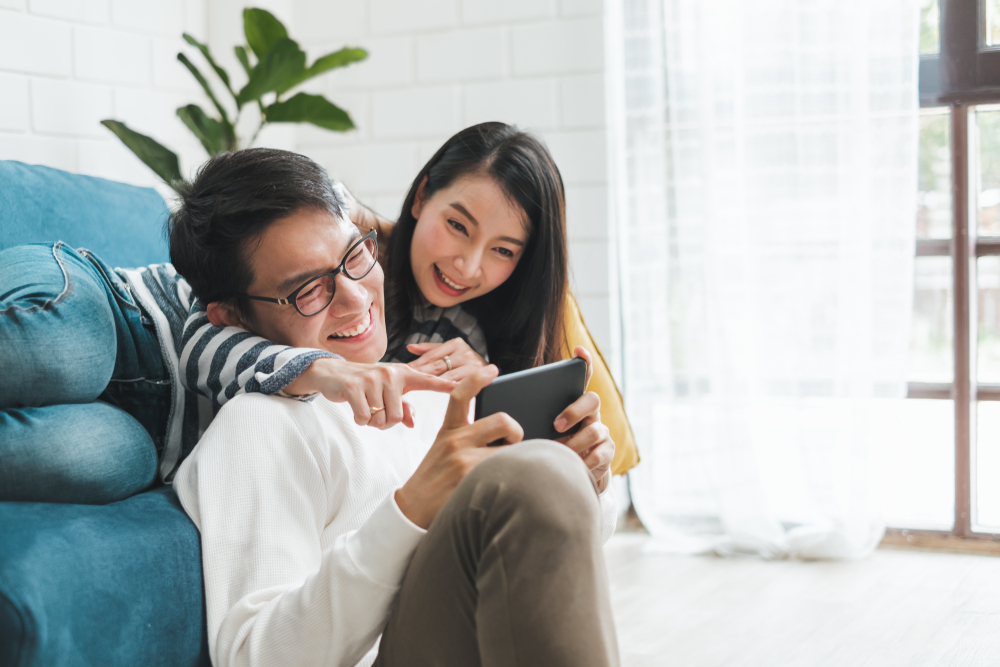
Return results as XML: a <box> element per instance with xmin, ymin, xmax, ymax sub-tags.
<box><xmin>284</xmin><ymin>357</ymin><xmax>456</xmax><ymax>430</ymax></box>
<box><xmin>406</xmin><ymin>338</ymin><xmax>487</xmax><ymax>382</ymax></box>
<box><xmin>552</xmin><ymin>346</ymin><xmax>615</xmax><ymax>492</ymax></box>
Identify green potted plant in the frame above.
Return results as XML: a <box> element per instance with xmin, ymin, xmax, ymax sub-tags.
<box><xmin>102</xmin><ymin>7</ymin><xmax>366</xmax><ymax>190</ymax></box>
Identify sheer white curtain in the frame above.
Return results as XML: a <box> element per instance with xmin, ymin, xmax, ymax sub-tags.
<box><xmin>609</xmin><ymin>0</ymin><xmax>920</xmax><ymax>558</ymax></box>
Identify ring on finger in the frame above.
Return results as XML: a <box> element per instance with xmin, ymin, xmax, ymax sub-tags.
<box><xmin>369</xmin><ymin>406</ymin><xmax>385</xmax><ymax>414</ymax></box>
<box><xmin>443</xmin><ymin>355</ymin><xmax>452</xmax><ymax>372</ymax></box>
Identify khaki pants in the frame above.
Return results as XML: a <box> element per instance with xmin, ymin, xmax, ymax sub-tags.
<box><xmin>374</xmin><ymin>441</ymin><xmax>620</xmax><ymax>667</ymax></box>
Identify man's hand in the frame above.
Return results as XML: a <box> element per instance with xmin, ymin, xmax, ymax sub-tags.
<box><xmin>285</xmin><ymin>357</ymin><xmax>456</xmax><ymax>430</ymax></box>
<box><xmin>406</xmin><ymin>338</ymin><xmax>487</xmax><ymax>381</ymax></box>
<box><xmin>553</xmin><ymin>347</ymin><xmax>615</xmax><ymax>493</ymax></box>
<box><xmin>395</xmin><ymin>365</ymin><xmax>523</xmax><ymax>529</ymax></box>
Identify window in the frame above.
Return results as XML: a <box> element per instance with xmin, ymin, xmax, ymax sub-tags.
<box><xmin>895</xmin><ymin>0</ymin><xmax>1000</xmax><ymax>545</ymax></box>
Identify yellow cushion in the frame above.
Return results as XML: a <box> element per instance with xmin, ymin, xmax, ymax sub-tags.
<box><xmin>561</xmin><ymin>292</ymin><xmax>640</xmax><ymax>475</ymax></box>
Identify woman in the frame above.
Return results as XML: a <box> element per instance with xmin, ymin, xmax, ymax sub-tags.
<box><xmin>381</xmin><ymin>122</ymin><xmax>568</xmax><ymax>375</ymax></box>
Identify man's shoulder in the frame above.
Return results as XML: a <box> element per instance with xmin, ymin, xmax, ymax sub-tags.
<box><xmin>215</xmin><ymin>391</ymin><xmax>306</xmax><ymax>421</ymax></box>
<box><xmin>212</xmin><ymin>393</ymin><xmax>357</xmax><ymax>443</ymax></box>
<box><xmin>183</xmin><ymin>394</ymin><xmax>340</xmax><ymax>479</ymax></box>
<box><xmin>211</xmin><ymin>392</ymin><xmax>348</xmax><ymax>441</ymax></box>
<box><xmin>174</xmin><ymin>395</ymin><xmax>342</xmax><ymax>523</ymax></box>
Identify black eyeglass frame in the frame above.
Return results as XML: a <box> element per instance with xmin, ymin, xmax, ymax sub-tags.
<box><xmin>237</xmin><ymin>228</ymin><xmax>378</xmax><ymax>318</ymax></box>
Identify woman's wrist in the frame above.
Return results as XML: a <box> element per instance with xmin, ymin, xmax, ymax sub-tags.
<box><xmin>284</xmin><ymin>356</ymin><xmax>337</xmax><ymax>396</ymax></box>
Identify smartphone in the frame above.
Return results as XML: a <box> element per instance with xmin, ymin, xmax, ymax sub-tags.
<box><xmin>474</xmin><ymin>357</ymin><xmax>588</xmax><ymax>442</ymax></box>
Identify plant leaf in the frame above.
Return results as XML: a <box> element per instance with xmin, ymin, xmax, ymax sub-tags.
<box><xmin>277</xmin><ymin>47</ymin><xmax>368</xmax><ymax>94</ymax></box>
<box><xmin>244</xmin><ymin>8</ymin><xmax>288</xmax><ymax>61</ymax></box>
<box><xmin>310</xmin><ymin>47</ymin><xmax>368</xmax><ymax>74</ymax></box>
<box><xmin>182</xmin><ymin>33</ymin><xmax>233</xmax><ymax>96</ymax></box>
<box><xmin>236</xmin><ymin>38</ymin><xmax>306</xmax><ymax>106</ymax></box>
<box><xmin>265</xmin><ymin>93</ymin><xmax>354</xmax><ymax>131</ymax></box>
<box><xmin>235</xmin><ymin>45</ymin><xmax>253</xmax><ymax>76</ymax></box>
<box><xmin>176</xmin><ymin>104</ymin><xmax>234</xmax><ymax>155</ymax></box>
<box><xmin>177</xmin><ymin>52</ymin><xmax>232</xmax><ymax>123</ymax></box>
<box><xmin>101</xmin><ymin>120</ymin><xmax>182</xmax><ymax>185</ymax></box>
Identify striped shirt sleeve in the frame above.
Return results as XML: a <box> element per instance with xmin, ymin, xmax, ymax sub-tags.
<box><xmin>179</xmin><ymin>301</ymin><xmax>339</xmax><ymax>413</ymax></box>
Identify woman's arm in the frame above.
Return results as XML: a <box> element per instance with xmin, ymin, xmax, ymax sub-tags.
<box><xmin>179</xmin><ymin>302</ymin><xmax>455</xmax><ymax>429</ymax></box>
<box><xmin>179</xmin><ymin>306</ymin><xmax>336</xmax><ymax>411</ymax></box>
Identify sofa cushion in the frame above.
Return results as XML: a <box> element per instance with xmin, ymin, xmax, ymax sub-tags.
<box><xmin>0</xmin><ymin>161</ymin><xmax>169</xmax><ymax>268</ymax></box>
<box><xmin>0</xmin><ymin>487</ymin><xmax>210</xmax><ymax>667</ymax></box>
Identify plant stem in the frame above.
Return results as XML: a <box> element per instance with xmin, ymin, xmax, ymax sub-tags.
<box><xmin>247</xmin><ymin>121</ymin><xmax>265</xmax><ymax>149</ymax></box>
<box><xmin>245</xmin><ymin>101</ymin><xmax>267</xmax><ymax>149</ymax></box>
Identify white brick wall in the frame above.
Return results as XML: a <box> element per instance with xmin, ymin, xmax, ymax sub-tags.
<box><xmin>370</xmin><ymin>0</ymin><xmax>456</xmax><ymax>34</ymax></box>
<box><xmin>74</xmin><ymin>25</ymin><xmax>149</xmax><ymax>85</ymax></box>
<box><xmin>416</xmin><ymin>27</ymin><xmax>504</xmax><ymax>82</ymax></box>
<box><xmin>291</xmin><ymin>0</ymin><xmax>620</xmax><ymax>371</ymax></box>
<box><xmin>460</xmin><ymin>0</ymin><xmax>554</xmax><ymax>25</ymax></box>
<box><xmin>0</xmin><ymin>73</ymin><xmax>30</xmax><ymax>131</ymax></box>
<box><xmin>30</xmin><ymin>0</ymin><xmax>109</xmax><ymax>24</ymax></box>
<box><xmin>0</xmin><ymin>0</ymin><xmax>208</xmax><ymax>189</ymax></box>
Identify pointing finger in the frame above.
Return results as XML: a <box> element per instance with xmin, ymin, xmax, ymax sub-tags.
<box><xmin>443</xmin><ymin>365</ymin><xmax>499</xmax><ymax>430</ymax></box>
<box><xmin>400</xmin><ymin>367</ymin><xmax>457</xmax><ymax>394</ymax></box>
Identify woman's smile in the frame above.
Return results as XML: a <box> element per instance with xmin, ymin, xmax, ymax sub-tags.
<box><xmin>433</xmin><ymin>264</ymin><xmax>473</xmax><ymax>296</ymax></box>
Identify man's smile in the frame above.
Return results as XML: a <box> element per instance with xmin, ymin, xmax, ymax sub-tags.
<box><xmin>329</xmin><ymin>305</ymin><xmax>376</xmax><ymax>341</ymax></box>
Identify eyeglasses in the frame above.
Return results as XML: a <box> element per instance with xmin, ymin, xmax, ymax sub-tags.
<box><xmin>238</xmin><ymin>228</ymin><xmax>378</xmax><ymax>317</ymax></box>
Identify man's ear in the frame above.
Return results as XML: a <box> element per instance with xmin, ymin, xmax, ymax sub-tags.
<box><xmin>410</xmin><ymin>175</ymin><xmax>429</xmax><ymax>220</ymax></box>
<box><xmin>206</xmin><ymin>301</ymin><xmax>246</xmax><ymax>329</ymax></box>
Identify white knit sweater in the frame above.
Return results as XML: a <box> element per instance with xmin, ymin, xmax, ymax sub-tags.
<box><xmin>174</xmin><ymin>391</ymin><xmax>618</xmax><ymax>667</ymax></box>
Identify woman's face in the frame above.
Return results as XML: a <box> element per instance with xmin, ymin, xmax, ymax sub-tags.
<box><xmin>410</xmin><ymin>174</ymin><xmax>530</xmax><ymax>308</ymax></box>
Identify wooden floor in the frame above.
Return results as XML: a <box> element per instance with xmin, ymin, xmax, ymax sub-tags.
<box><xmin>605</xmin><ymin>532</ymin><xmax>1000</xmax><ymax>667</ymax></box>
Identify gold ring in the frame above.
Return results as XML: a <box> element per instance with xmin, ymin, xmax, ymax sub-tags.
<box><xmin>443</xmin><ymin>355</ymin><xmax>452</xmax><ymax>372</ymax></box>
<box><xmin>369</xmin><ymin>406</ymin><xmax>384</xmax><ymax>414</ymax></box>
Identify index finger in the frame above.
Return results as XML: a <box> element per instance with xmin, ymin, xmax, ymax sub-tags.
<box><xmin>443</xmin><ymin>365</ymin><xmax>499</xmax><ymax>430</ymax></box>
<box><xmin>400</xmin><ymin>366</ymin><xmax>458</xmax><ymax>394</ymax></box>
<box><xmin>406</xmin><ymin>342</ymin><xmax>442</xmax><ymax>355</ymax></box>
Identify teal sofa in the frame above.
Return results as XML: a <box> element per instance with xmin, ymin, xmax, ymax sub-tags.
<box><xmin>0</xmin><ymin>161</ymin><xmax>211</xmax><ymax>666</ymax></box>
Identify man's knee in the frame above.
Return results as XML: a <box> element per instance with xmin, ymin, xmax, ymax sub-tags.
<box><xmin>464</xmin><ymin>440</ymin><xmax>601</xmax><ymax>537</ymax></box>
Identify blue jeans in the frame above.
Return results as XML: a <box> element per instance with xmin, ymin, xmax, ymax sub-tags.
<box><xmin>0</xmin><ymin>243</ymin><xmax>170</xmax><ymax>504</ymax></box>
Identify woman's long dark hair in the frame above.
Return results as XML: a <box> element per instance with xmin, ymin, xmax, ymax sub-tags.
<box><xmin>384</xmin><ymin>122</ymin><xmax>568</xmax><ymax>374</ymax></box>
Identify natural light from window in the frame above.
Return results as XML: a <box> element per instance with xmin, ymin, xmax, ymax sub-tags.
<box><xmin>921</xmin><ymin>0</ymin><xmax>940</xmax><ymax>54</ymax></box>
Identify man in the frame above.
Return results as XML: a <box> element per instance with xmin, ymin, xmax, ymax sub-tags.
<box><xmin>171</xmin><ymin>148</ymin><xmax>620</xmax><ymax>667</ymax></box>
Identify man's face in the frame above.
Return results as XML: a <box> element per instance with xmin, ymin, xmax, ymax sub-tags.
<box><xmin>241</xmin><ymin>208</ymin><xmax>387</xmax><ymax>363</ymax></box>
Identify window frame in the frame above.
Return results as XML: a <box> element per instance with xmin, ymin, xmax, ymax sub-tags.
<box><xmin>897</xmin><ymin>0</ymin><xmax>1000</xmax><ymax>548</ymax></box>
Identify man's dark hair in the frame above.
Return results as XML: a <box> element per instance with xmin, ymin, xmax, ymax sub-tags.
<box><xmin>168</xmin><ymin>148</ymin><xmax>346</xmax><ymax>321</ymax></box>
